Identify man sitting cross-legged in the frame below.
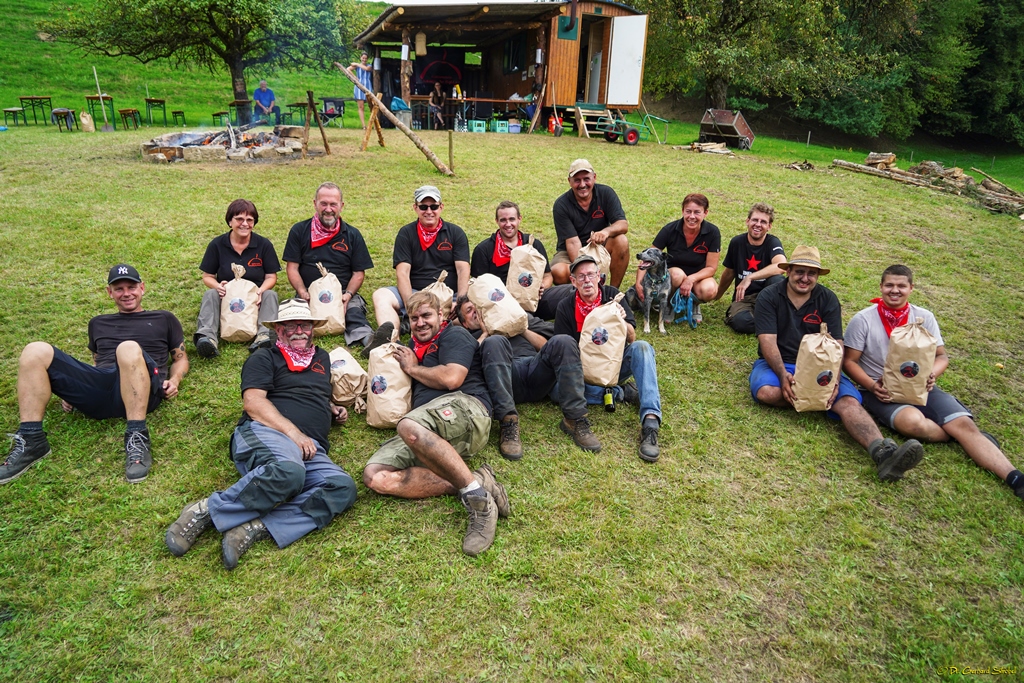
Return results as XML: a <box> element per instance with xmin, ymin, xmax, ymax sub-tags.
<box><xmin>363</xmin><ymin>292</ymin><xmax>509</xmax><ymax>557</ymax></box>
<box><xmin>165</xmin><ymin>299</ymin><xmax>357</xmax><ymax>570</ymax></box>
<box><xmin>1</xmin><ymin>264</ymin><xmax>188</xmax><ymax>485</ymax></box>
<box><xmin>843</xmin><ymin>264</ymin><xmax>1024</xmax><ymax>501</ymax></box>
<box><xmin>751</xmin><ymin>246</ymin><xmax>924</xmax><ymax>481</ymax></box>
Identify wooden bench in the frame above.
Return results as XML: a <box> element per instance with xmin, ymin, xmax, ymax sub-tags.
<box><xmin>3</xmin><ymin>107</ymin><xmax>27</xmax><ymax>126</ymax></box>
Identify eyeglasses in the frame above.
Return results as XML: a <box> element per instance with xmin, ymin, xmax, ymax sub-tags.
<box><xmin>417</xmin><ymin>203</ymin><xmax>440</xmax><ymax>211</ymax></box>
<box><xmin>572</xmin><ymin>272</ymin><xmax>601</xmax><ymax>282</ymax></box>
<box><xmin>280</xmin><ymin>322</ymin><xmax>314</xmax><ymax>333</ymax></box>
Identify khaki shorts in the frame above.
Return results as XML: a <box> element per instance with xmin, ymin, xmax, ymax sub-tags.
<box><xmin>365</xmin><ymin>392</ymin><xmax>491</xmax><ymax>470</ymax></box>
<box><xmin>551</xmin><ymin>250</ymin><xmax>572</xmax><ymax>266</ymax></box>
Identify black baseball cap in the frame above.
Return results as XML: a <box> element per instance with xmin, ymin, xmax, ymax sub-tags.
<box><xmin>569</xmin><ymin>254</ymin><xmax>598</xmax><ymax>273</ymax></box>
<box><xmin>108</xmin><ymin>264</ymin><xmax>142</xmax><ymax>284</ymax></box>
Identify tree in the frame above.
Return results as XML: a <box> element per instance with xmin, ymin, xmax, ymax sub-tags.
<box><xmin>41</xmin><ymin>0</ymin><xmax>359</xmax><ymax>123</ymax></box>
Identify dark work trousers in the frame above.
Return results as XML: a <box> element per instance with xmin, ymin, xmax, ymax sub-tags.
<box><xmin>480</xmin><ymin>334</ymin><xmax>588</xmax><ymax>421</ymax></box>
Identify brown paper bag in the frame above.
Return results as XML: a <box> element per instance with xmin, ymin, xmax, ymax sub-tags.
<box><xmin>80</xmin><ymin>111</ymin><xmax>95</xmax><ymax>133</ymax></box>
<box><xmin>220</xmin><ymin>263</ymin><xmax>259</xmax><ymax>343</ymax></box>
<box><xmin>793</xmin><ymin>322</ymin><xmax>843</xmax><ymax>412</ymax></box>
<box><xmin>506</xmin><ymin>235</ymin><xmax>545</xmax><ymax>312</ymax></box>
<box><xmin>579</xmin><ymin>241</ymin><xmax>612</xmax><ymax>280</ymax></box>
<box><xmin>422</xmin><ymin>270</ymin><xmax>454</xmax><ymax>319</ymax></box>
<box><xmin>308</xmin><ymin>262</ymin><xmax>346</xmax><ymax>337</ymax></box>
<box><xmin>468</xmin><ymin>274</ymin><xmax>528</xmax><ymax>338</ymax></box>
<box><xmin>329</xmin><ymin>346</ymin><xmax>368</xmax><ymax>413</ymax></box>
<box><xmin>366</xmin><ymin>343</ymin><xmax>413</xmax><ymax>428</ymax></box>
<box><xmin>580</xmin><ymin>292</ymin><xmax>628</xmax><ymax>387</ymax></box>
<box><xmin>883</xmin><ymin>318</ymin><xmax>937</xmax><ymax>406</ymax></box>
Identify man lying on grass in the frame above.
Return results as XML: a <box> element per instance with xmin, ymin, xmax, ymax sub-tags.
<box><xmin>1</xmin><ymin>264</ymin><xmax>188</xmax><ymax>485</ymax></box>
<box><xmin>843</xmin><ymin>264</ymin><xmax>1024</xmax><ymax>501</ymax></box>
<box><xmin>165</xmin><ymin>299</ymin><xmax>357</xmax><ymax>570</ymax></box>
<box><xmin>750</xmin><ymin>246</ymin><xmax>925</xmax><ymax>481</ymax></box>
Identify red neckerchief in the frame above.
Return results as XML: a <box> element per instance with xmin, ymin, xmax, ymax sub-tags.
<box><xmin>574</xmin><ymin>291</ymin><xmax>601</xmax><ymax>332</ymax></box>
<box><xmin>412</xmin><ymin>320</ymin><xmax>448</xmax><ymax>361</ymax></box>
<box><xmin>276</xmin><ymin>340</ymin><xmax>316</xmax><ymax>370</ymax></box>
<box><xmin>871</xmin><ymin>298</ymin><xmax>910</xmax><ymax>337</ymax></box>
<box><xmin>310</xmin><ymin>213</ymin><xmax>340</xmax><ymax>249</ymax></box>
<box><xmin>492</xmin><ymin>231</ymin><xmax>523</xmax><ymax>267</ymax></box>
<box><xmin>417</xmin><ymin>219</ymin><xmax>443</xmax><ymax>251</ymax></box>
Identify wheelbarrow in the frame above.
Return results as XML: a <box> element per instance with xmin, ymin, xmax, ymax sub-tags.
<box><xmin>698</xmin><ymin>108</ymin><xmax>755</xmax><ymax>149</ymax></box>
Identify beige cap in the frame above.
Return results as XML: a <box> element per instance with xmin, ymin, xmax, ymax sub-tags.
<box><xmin>567</xmin><ymin>159</ymin><xmax>595</xmax><ymax>178</ymax></box>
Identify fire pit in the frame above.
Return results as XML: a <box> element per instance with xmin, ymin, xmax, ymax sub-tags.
<box><xmin>140</xmin><ymin>124</ymin><xmax>310</xmax><ymax>162</ymax></box>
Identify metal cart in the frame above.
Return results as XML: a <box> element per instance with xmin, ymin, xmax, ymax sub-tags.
<box><xmin>698</xmin><ymin>109</ymin><xmax>755</xmax><ymax>149</ymax></box>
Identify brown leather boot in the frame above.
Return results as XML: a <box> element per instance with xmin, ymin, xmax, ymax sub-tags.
<box><xmin>559</xmin><ymin>415</ymin><xmax>602</xmax><ymax>452</ymax></box>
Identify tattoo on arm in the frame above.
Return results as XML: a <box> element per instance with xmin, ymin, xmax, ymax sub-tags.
<box><xmin>172</xmin><ymin>343</ymin><xmax>187</xmax><ymax>360</ymax></box>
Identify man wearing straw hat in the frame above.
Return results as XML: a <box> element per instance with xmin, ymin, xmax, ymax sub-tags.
<box><xmin>750</xmin><ymin>246</ymin><xmax>925</xmax><ymax>482</ymax></box>
<box><xmin>165</xmin><ymin>298</ymin><xmax>357</xmax><ymax>570</ymax></box>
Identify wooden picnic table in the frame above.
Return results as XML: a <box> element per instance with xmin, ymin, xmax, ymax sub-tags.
<box><xmin>85</xmin><ymin>95</ymin><xmax>116</xmax><ymax>129</ymax></box>
<box><xmin>19</xmin><ymin>96</ymin><xmax>53</xmax><ymax>125</ymax></box>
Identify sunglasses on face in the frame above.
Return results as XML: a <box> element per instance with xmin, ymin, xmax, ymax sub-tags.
<box><xmin>417</xmin><ymin>203</ymin><xmax>439</xmax><ymax>211</ymax></box>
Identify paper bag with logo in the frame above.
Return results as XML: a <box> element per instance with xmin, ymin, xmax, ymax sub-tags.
<box><xmin>329</xmin><ymin>346</ymin><xmax>369</xmax><ymax>413</ymax></box>
<box><xmin>80</xmin><ymin>111</ymin><xmax>95</xmax><ymax>133</ymax></box>
<box><xmin>883</xmin><ymin>318</ymin><xmax>936</xmax><ymax>406</ymax></box>
<box><xmin>579</xmin><ymin>241</ymin><xmax>612</xmax><ymax>280</ymax></box>
<box><xmin>308</xmin><ymin>262</ymin><xmax>346</xmax><ymax>337</ymax></box>
<box><xmin>220</xmin><ymin>263</ymin><xmax>259</xmax><ymax>343</ymax></box>
<box><xmin>793</xmin><ymin>322</ymin><xmax>843</xmax><ymax>412</ymax></box>
<box><xmin>366</xmin><ymin>343</ymin><xmax>413</xmax><ymax>428</ymax></box>
<box><xmin>580</xmin><ymin>292</ymin><xmax>628</xmax><ymax>387</ymax></box>
<box><xmin>422</xmin><ymin>270</ymin><xmax>454</xmax><ymax>319</ymax></box>
<box><xmin>468</xmin><ymin>274</ymin><xmax>528</xmax><ymax>338</ymax></box>
<box><xmin>506</xmin><ymin>235</ymin><xmax>545</xmax><ymax>312</ymax></box>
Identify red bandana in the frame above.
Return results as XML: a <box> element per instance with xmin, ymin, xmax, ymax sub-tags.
<box><xmin>871</xmin><ymin>298</ymin><xmax>910</xmax><ymax>337</ymax></box>
<box><xmin>276</xmin><ymin>340</ymin><xmax>316</xmax><ymax>370</ymax></box>
<box><xmin>417</xmin><ymin>219</ymin><xmax>443</xmax><ymax>251</ymax></box>
<box><xmin>412</xmin><ymin>321</ymin><xmax>448</xmax><ymax>361</ymax></box>
<box><xmin>574</xmin><ymin>292</ymin><xmax>601</xmax><ymax>332</ymax></box>
<box><xmin>310</xmin><ymin>214</ymin><xmax>340</xmax><ymax>249</ymax></box>
<box><xmin>492</xmin><ymin>231</ymin><xmax>523</xmax><ymax>267</ymax></box>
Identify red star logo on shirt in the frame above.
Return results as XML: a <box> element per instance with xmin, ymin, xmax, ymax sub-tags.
<box><xmin>746</xmin><ymin>255</ymin><xmax>762</xmax><ymax>271</ymax></box>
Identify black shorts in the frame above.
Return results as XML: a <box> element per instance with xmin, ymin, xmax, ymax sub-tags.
<box><xmin>47</xmin><ymin>346</ymin><xmax>163</xmax><ymax>420</ymax></box>
<box><xmin>860</xmin><ymin>386</ymin><xmax>972</xmax><ymax>431</ymax></box>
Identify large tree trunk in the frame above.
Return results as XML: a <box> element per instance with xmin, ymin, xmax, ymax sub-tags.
<box><xmin>229</xmin><ymin>55</ymin><xmax>251</xmax><ymax>125</ymax></box>
<box><xmin>705</xmin><ymin>75</ymin><xmax>728</xmax><ymax>110</ymax></box>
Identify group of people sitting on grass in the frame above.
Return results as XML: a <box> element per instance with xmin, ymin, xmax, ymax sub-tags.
<box><xmin>3</xmin><ymin>158</ymin><xmax>1022</xmax><ymax>569</ymax></box>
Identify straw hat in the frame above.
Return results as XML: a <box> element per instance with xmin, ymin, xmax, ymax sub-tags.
<box><xmin>266</xmin><ymin>298</ymin><xmax>325</xmax><ymax>324</ymax></box>
<box><xmin>778</xmin><ymin>245</ymin><xmax>830</xmax><ymax>275</ymax></box>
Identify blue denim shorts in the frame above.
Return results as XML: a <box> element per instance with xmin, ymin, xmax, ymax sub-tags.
<box><xmin>749</xmin><ymin>358</ymin><xmax>860</xmax><ymax>420</ymax></box>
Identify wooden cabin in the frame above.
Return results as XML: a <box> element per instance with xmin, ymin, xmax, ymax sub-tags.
<box><xmin>354</xmin><ymin>0</ymin><xmax>648</xmax><ymax>119</ymax></box>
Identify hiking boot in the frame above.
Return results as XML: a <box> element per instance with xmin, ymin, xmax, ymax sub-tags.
<box><xmin>498</xmin><ymin>417</ymin><xmax>523</xmax><ymax>461</ymax></box>
<box><xmin>639</xmin><ymin>425</ymin><xmax>660</xmax><ymax>463</ymax></box>
<box><xmin>165</xmin><ymin>498</ymin><xmax>212</xmax><ymax>557</ymax></box>
<box><xmin>124</xmin><ymin>430</ymin><xmax>152</xmax><ymax>483</ymax></box>
<box><xmin>473</xmin><ymin>463</ymin><xmax>510</xmax><ymax>518</ymax></box>
<box><xmin>196</xmin><ymin>336</ymin><xmax>219</xmax><ymax>359</ymax></box>
<box><xmin>461</xmin><ymin>489</ymin><xmax>497</xmax><ymax>557</ymax></box>
<box><xmin>620</xmin><ymin>379</ymin><xmax>639</xmax><ymax>406</ymax></box>
<box><xmin>0</xmin><ymin>432</ymin><xmax>51</xmax><ymax>484</ymax></box>
<box><xmin>361</xmin><ymin>322</ymin><xmax>395</xmax><ymax>359</ymax></box>
<box><xmin>870</xmin><ymin>438</ymin><xmax>924</xmax><ymax>482</ymax></box>
<box><xmin>559</xmin><ymin>415</ymin><xmax>602</xmax><ymax>452</ymax></box>
<box><xmin>222</xmin><ymin>518</ymin><xmax>271</xmax><ymax>570</ymax></box>
<box><xmin>248</xmin><ymin>330</ymin><xmax>273</xmax><ymax>354</ymax></box>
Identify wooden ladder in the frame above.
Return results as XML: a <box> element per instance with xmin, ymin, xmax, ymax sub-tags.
<box><xmin>574</xmin><ymin>103</ymin><xmax>612</xmax><ymax>138</ymax></box>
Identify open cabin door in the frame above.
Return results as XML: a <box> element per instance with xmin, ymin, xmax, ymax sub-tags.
<box><xmin>605</xmin><ymin>15</ymin><xmax>648</xmax><ymax>107</ymax></box>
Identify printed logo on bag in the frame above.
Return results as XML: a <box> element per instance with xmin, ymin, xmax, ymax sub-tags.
<box><xmin>331</xmin><ymin>359</ymin><xmax>347</xmax><ymax>370</ymax></box>
<box><xmin>437</xmin><ymin>240</ymin><xmax>453</xmax><ymax>251</ymax></box>
<box><xmin>371</xmin><ymin>375</ymin><xmax>388</xmax><ymax>394</ymax></box>
<box><xmin>900</xmin><ymin>361</ymin><xmax>920</xmax><ymax>378</ymax></box>
<box><xmin>488</xmin><ymin>288</ymin><xmax>505</xmax><ymax>302</ymax></box>
<box><xmin>591</xmin><ymin>327</ymin><xmax>609</xmax><ymax>345</ymax></box>
<box><xmin>319</xmin><ymin>290</ymin><xmax>334</xmax><ymax>303</ymax></box>
<box><xmin>803</xmin><ymin>311</ymin><xmax>822</xmax><ymax>325</ymax></box>
<box><xmin>248</xmin><ymin>256</ymin><xmax>263</xmax><ymax>267</ymax></box>
<box><xmin>816</xmin><ymin>370</ymin><xmax>834</xmax><ymax>387</ymax></box>
<box><xmin>229</xmin><ymin>298</ymin><xmax>245</xmax><ymax>313</ymax></box>
<box><xmin>311</xmin><ymin>361</ymin><xmax>326</xmax><ymax>375</ymax></box>
<box><xmin>517</xmin><ymin>272</ymin><xmax>534</xmax><ymax>287</ymax></box>
<box><xmin>694</xmin><ymin>242</ymin><xmax>708</xmax><ymax>254</ymax></box>
<box><xmin>332</xmin><ymin>239</ymin><xmax>349</xmax><ymax>252</ymax></box>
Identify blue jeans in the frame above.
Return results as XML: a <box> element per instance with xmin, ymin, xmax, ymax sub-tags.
<box><xmin>582</xmin><ymin>341</ymin><xmax>662</xmax><ymax>424</ymax></box>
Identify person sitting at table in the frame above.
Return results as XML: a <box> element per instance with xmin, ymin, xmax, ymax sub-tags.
<box><xmin>253</xmin><ymin>80</ymin><xmax>281</xmax><ymax>126</ymax></box>
<box><xmin>349</xmin><ymin>52</ymin><xmax>374</xmax><ymax>129</ymax></box>
<box><xmin>429</xmin><ymin>82</ymin><xmax>446</xmax><ymax>130</ymax></box>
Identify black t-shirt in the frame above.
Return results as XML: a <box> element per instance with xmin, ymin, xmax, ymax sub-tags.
<box><xmin>88</xmin><ymin>310</ymin><xmax>184</xmax><ymax>380</ymax></box>
<box><xmin>754</xmin><ymin>280</ymin><xmax>844</xmax><ymax>364</ymax></box>
<box><xmin>282</xmin><ymin>219</ymin><xmax>374</xmax><ymax>290</ymax></box>
<box><xmin>552</xmin><ymin>184</ymin><xmax>626</xmax><ymax>252</ymax></box>
<box><xmin>721</xmin><ymin>233</ymin><xmax>785</xmax><ymax>299</ymax></box>
<box><xmin>468</xmin><ymin>314</ymin><xmax>554</xmax><ymax>359</ymax></box>
<box><xmin>411</xmin><ymin>324</ymin><xmax>491</xmax><ymax>412</ymax></box>
<box><xmin>652</xmin><ymin>219</ymin><xmax>721</xmax><ymax>274</ymax></box>
<box><xmin>199</xmin><ymin>232</ymin><xmax>281</xmax><ymax>285</ymax></box>
<box><xmin>470</xmin><ymin>232</ymin><xmax>551</xmax><ymax>282</ymax></box>
<box><xmin>239</xmin><ymin>346</ymin><xmax>334</xmax><ymax>452</ymax></box>
<box><xmin>393</xmin><ymin>220</ymin><xmax>470</xmax><ymax>291</ymax></box>
<box><xmin>553</xmin><ymin>285</ymin><xmax>636</xmax><ymax>343</ymax></box>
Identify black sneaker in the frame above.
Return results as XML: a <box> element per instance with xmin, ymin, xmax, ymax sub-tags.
<box><xmin>196</xmin><ymin>336</ymin><xmax>219</xmax><ymax>359</ymax></box>
<box><xmin>361</xmin><ymin>322</ymin><xmax>395</xmax><ymax>359</ymax></box>
<box><xmin>124</xmin><ymin>430</ymin><xmax>152</xmax><ymax>483</ymax></box>
<box><xmin>620</xmin><ymin>380</ymin><xmax>639</xmax><ymax>406</ymax></box>
<box><xmin>248</xmin><ymin>330</ymin><xmax>273</xmax><ymax>354</ymax></box>
<box><xmin>0</xmin><ymin>432</ymin><xmax>51</xmax><ymax>484</ymax></box>
<box><xmin>639</xmin><ymin>425</ymin><xmax>660</xmax><ymax>463</ymax></box>
<box><xmin>870</xmin><ymin>438</ymin><xmax>923</xmax><ymax>482</ymax></box>
<box><xmin>222</xmin><ymin>519</ymin><xmax>271</xmax><ymax>570</ymax></box>
<box><xmin>165</xmin><ymin>498</ymin><xmax>212</xmax><ymax>557</ymax></box>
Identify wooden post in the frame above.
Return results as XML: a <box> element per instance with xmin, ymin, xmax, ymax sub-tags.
<box><xmin>360</xmin><ymin>103</ymin><xmax>378</xmax><ymax>152</ymax></box>
<box><xmin>335</xmin><ymin>62</ymin><xmax>454</xmax><ymax>176</ymax></box>
<box><xmin>373</xmin><ymin>107</ymin><xmax>386</xmax><ymax>148</ymax></box>
<box><xmin>448</xmin><ymin>130</ymin><xmax>454</xmax><ymax>172</ymax></box>
<box><xmin>527</xmin><ymin>83</ymin><xmax>546</xmax><ymax>134</ymax></box>
<box><xmin>307</xmin><ymin>91</ymin><xmax>331</xmax><ymax>156</ymax></box>
<box><xmin>372</xmin><ymin>47</ymin><xmax>381</xmax><ymax>94</ymax></box>
<box><xmin>401</xmin><ymin>29</ymin><xmax>412</xmax><ymax>106</ymax></box>
<box><xmin>301</xmin><ymin>100</ymin><xmax>312</xmax><ymax>159</ymax></box>
<box><xmin>534</xmin><ymin>25</ymin><xmax>546</xmax><ymax>92</ymax></box>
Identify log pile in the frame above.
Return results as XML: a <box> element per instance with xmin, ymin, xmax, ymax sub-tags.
<box><xmin>832</xmin><ymin>159</ymin><xmax>1024</xmax><ymax>216</ymax></box>
<box><xmin>865</xmin><ymin>152</ymin><xmax>897</xmax><ymax>170</ymax></box>
<box><xmin>675</xmin><ymin>141</ymin><xmax>736</xmax><ymax>156</ymax></box>
<box><xmin>784</xmin><ymin>160</ymin><xmax>814</xmax><ymax>171</ymax></box>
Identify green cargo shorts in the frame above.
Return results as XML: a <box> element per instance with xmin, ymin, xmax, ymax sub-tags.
<box><xmin>365</xmin><ymin>392</ymin><xmax>492</xmax><ymax>470</ymax></box>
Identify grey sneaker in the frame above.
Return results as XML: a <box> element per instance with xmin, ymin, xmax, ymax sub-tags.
<box><xmin>222</xmin><ymin>518</ymin><xmax>271</xmax><ymax>570</ymax></box>
<box><xmin>499</xmin><ymin>418</ymin><xmax>523</xmax><ymax>461</ymax></box>
<box><xmin>461</xmin><ymin>489</ymin><xmax>497</xmax><ymax>557</ymax></box>
<box><xmin>361</xmin><ymin>322</ymin><xmax>395</xmax><ymax>359</ymax></box>
<box><xmin>473</xmin><ymin>463</ymin><xmax>510</xmax><ymax>518</ymax></box>
<box><xmin>639</xmin><ymin>425</ymin><xmax>660</xmax><ymax>463</ymax></box>
<box><xmin>870</xmin><ymin>438</ymin><xmax>924</xmax><ymax>482</ymax></box>
<box><xmin>248</xmin><ymin>330</ymin><xmax>273</xmax><ymax>354</ymax></box>
<box><xmin>196</xmin><ymin>336</ymin><xmax>219</xmax><ymax>359</ymax></box>
<box><xmin>124</xmin><ymin>430</ymin><xmax>152</xmax><ymax>483</ymax></box>
<box><xmin>559</xmin><ymin>415</ymin><xmax>602</xmax><ymax>452</ymax></box>
<box><xmin>165</xmin><ymin>498</ymin><xmax>212</xmax><ymax>557</ymax></box>
<box><xmin>0</xmin><ymin>432</ymin><xmax>51</xmax><ymax>484</ymax></box>
<box><xmin>619</xmin><ymin>379</ymin><xmax>639</xmax><ymax>406</ymax></box>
